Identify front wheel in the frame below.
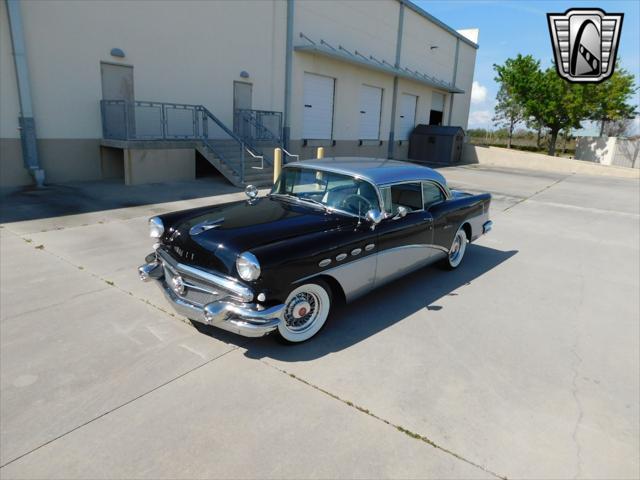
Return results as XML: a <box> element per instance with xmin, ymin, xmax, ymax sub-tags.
<box><xmin>445</xmin><ymin>227</ymin><xmax>468</xmax><ymax>269</ymax></box>
<box><xmin>276</xmin><ymin>281</ymin><xmax>332</xmax><ymax>343</ymax></box>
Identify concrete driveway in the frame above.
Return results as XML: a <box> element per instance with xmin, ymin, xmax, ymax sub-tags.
<box><xmin>1</xmin><ymin>166</ymin><xmax>638</xmax><ymax>479</ymax></box>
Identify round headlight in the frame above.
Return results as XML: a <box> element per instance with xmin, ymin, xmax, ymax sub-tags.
<box><xmin>149</xmin><ymin>217</ymin><xmax>164</xmax><ymax>239</ymax></box>
<box><xmin>236</xmin><ymin>252</ymin><xmax>261</xmax><ymax>281</ymax></box>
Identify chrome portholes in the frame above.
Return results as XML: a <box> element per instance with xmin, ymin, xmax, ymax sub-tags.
<box><xmin>351</xmin><ymin>248</ymin><xmax>362</xmax><ymax>256</ymax></box>
<box><xmin>318</xmin><ymin>259</ymin><xmax>332</xmax><ymax>268</ymax></box>
<box><xmin>336</xmin><ymin>253</ymin><xmax>347</xmax><ymax>261</ymax></box>
<box><xmin>364</xmin><ymin>243</ymin><xmax>375</xmax><ymax>251</ymax></box>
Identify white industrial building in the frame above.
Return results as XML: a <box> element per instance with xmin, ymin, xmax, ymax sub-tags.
<box><xmin>0</xmin><ymin>0</ymin><xmax>478</xmax><ymax>187</ymax></box>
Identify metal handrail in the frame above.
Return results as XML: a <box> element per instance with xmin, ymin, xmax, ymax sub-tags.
<box><xmin>245</xmin><ymin>148</ymin><xmax>264</xmax><ymax>170</ymax></box>
<box><xmin>281</xmin><ymin>147</ymin><xmax>299</xmax><ymax>163</ymax></box>
<box><xmin>100</xmin><ymin>99</ymin><xmax>270</xmax><ymax>183</ymax></box>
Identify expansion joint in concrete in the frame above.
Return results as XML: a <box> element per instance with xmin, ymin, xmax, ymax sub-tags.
<box><xmin>261</xmin><ymin>360</ymin><xmax>508</xmax><ymax>480</ymax></box>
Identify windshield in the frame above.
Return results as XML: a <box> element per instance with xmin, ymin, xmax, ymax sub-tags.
<box><xmin>271</xmin><ymin>167</ymin><xmax>380</xmax><ymax>217</ymax></box>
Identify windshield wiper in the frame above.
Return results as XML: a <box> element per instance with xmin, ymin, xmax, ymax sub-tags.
<box><xmin>270</xmin><ymin>192</ymin><xmax>328</xmax><ymax>212</ymax></box>
<box><xmin>297</xmin><ymin>196</ymin><xmax>329</xmax><ymax>212</ymax></box>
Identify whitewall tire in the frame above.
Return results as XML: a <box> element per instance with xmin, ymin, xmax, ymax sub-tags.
<box><xmin>447</xmin><ymin>227</ymin><xmax>468</xmax><ymax>269</ymax></box>
<box><xmin>277</xmin><ymin>281</ymin><xmax>332</xmax><ymax>343</ymax></box>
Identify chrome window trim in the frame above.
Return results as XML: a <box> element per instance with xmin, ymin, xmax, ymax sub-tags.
<box><xmin>421</xmin><ymin>180</ymin><xmax>450</xmax><ymax>210</ymax></box>
<box><xmin>287</xmin><ymin>158</ymin><xmax>448</xmax><ymax>186</ymax></box>
<box><xmin>157</xmin><ymin>248</ymin><xmax>254</xmax><ymax>302</ymax></box>
<box><xmin>279</xmin><ymin>164</ymin><xmax>384</xmax><ymax>214</ymax></box>
<box><xmin>378</xmin><ymin>180</ymin><xmax>427</xmax><ymax>214</ymax></box>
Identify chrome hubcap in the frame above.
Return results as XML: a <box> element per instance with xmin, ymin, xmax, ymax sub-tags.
<box><xmin>284</xmin><ymin>292</ymin><xmax>319</xmax><ymax>331</ymax></box>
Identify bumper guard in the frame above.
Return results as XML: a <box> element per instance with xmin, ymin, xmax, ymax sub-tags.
<box><xmin>138</xmin><ymin>258</ymin><xmax>282</xmax><ymax>338</ymax></box>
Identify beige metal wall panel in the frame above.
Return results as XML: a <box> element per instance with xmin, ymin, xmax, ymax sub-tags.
<box><xmin>448</xmin><ymin>42</ymin><xmax>477</xmax><ymax>128</ymax></box>
<box><xmin>2</xmin><ymin>0</ymin><xmax>285</xmax><ymax>140</ymax></box>
<box><xmin>401</xmin><ymin>8</ymin><xmax>458</xmax><ymax>85</ymax></box>
<box><xmin>0</xmin><ymin>1</ymin><xmax>20</xmax><ymax>139</ymax></box>
<box><xmin>294</xmin><ymin>0</ymin><xmax>399</xmax><ymax>63</ymax></box>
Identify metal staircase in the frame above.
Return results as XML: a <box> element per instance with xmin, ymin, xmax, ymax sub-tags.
<box><xmin>100</xmin><ymin>100</ymin><xmax>279</xmax><ymax>187</ymax></box>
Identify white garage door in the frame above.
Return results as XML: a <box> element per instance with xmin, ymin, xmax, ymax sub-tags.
<box><xmin>303</xmin><ymin>73</ymin><xmax>334</xmax><ymax>139</ymax></box>
<box><xmin>359</xmin><ymin>85</ymin><xmax>383</xmax><ymax>140</ymax></box>
<box><xmin>398</xmin><ymin>93</ymin><xmax>417</xmax><ymax>140</ymax></box>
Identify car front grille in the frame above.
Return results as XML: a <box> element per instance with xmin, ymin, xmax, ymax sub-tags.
<box><xmin>157</xmin><ymin>248</ymin><xmax>246</xmax><ymax>307</ymax></box>
<box><xmin>162</xmin><ymin>263</ymin><xmax>239</xmax><ymax>307</ymax></box>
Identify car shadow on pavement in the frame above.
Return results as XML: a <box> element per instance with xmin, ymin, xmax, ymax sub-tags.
<box><xmin>195</xmin><ymin>244</ymin><xmax>517</xmax><ymax>360</ymax></box>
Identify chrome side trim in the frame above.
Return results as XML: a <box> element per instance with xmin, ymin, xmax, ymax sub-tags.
<box><xmin>294</xmin><ymin>253</ymin><xmax>377</xmax><ymax>302</ymax></box>
<box><xmin>373</xmin><ymin>244</ymin><xmax>441</xmax><ymax>288</ymax></box>
<box><xmin>157</xmin><ymin>248</ymin><xmax>253</xmax><ymax>302</ymax></box>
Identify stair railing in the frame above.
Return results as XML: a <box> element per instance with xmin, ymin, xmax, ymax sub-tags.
<box><xmin>281</xmin><ymin>147</ymin><xmax>299</xmax><ymax>164</ymax></box>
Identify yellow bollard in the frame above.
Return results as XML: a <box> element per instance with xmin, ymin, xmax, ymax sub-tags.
<box><xmin>317</xmin><ymin>146</ymin><xmax>324</xmax><ymax>159</ymax></box>
<box><xmin>273</xmin><ymin>148</ymin><xmax>282</xmax><ymax>184</ymax></box>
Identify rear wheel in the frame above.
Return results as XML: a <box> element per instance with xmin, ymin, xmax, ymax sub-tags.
<box><xmin>276</xmin><ymin>281</ymin><xmax>332</xmax><ymax>343</ymax></box>
<box><xmin>445</xmin><ymin>227</ymin><xmax>468</xmax><ymax>269</ymax></box>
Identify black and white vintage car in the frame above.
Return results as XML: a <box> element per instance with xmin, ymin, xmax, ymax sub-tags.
<box><xmin>139</xmin><ymin>158</ymin><xmax>492</xmax><ymax>343</ymax></box>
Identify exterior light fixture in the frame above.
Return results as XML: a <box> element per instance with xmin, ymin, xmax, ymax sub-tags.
<box><xmin>110</xmin><ymin>48</ymin><xmax>125</xmax><ymax>58</ymax></box>
<box><xmin>240</xmin><ymin>70</ymin><xmax>250</xmax><ymax>78</ymax></box>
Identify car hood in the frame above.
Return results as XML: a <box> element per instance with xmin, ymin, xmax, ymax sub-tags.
<box><xmin>159</xmin><ymin>197</ymin><xmax>354</xmax><ymax>275</ymax></box>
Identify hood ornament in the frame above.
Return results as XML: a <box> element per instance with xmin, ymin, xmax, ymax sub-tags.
<box><xmin>245</xmin><ymin>185</ymin><xmax>259</xmax><ymax>204</ymax></box>
<box><xmin>189</xmin><ymin>217</ymin><xmax>224</xmax><ymax>236</ymax></box>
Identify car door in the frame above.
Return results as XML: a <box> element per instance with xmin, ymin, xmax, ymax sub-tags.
<box><xmin>422</xmin><ymin>181</ymin><xmax>454</xmax><ymax>253</ymax></box>
<box><xmin>374</xmin><ymin>182</ymin><xmax>434</xmax><ymax>288</ymax></box>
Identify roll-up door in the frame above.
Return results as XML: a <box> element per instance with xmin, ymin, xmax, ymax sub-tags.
<box><xmin>398</xmin><ymin>93</ymin><xmax>417</xmax><ymax>140</ymax></box>
<box><xmin>303</xmin><ymin>73</ymin><xmax>335</xmax><ymax>139</ymax></box>
<box><xmin>359</xmin><ymin>85</ymin><xmax>383</xmax><ymax>140</ymax></box>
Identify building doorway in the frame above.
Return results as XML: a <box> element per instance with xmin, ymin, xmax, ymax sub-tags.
<box><xmin>101</xmin><ymin>63</ymin><xmax>135</xmax><ymax>138</ymax></box>
<box><xmin>429</xmin><ymin>92</ymin><xmax>445</xmax><ymax>126</ymax></box>
<box><xmin>233</xmin><ymin>81</ymin><xmax>253</xmax><ymax>138</ymax></box>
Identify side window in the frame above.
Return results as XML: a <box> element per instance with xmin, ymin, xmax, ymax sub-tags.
<box><xmin>422</xmin><ymin>182</ymin><xmax>445</xmax><ymax>209</ymax></box>
<box><xmin>381</xmin><ymin>183</ymin><xmax>423</xmax><ymax>214</ymax></box>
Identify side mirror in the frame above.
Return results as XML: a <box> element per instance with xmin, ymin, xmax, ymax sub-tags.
<box><xmin>365</xmin><ymin>209</ymin><xmax>384</xmax><ymax>229</ymax></box>
<box><xmin>393</xmin><ymin>206</ymin><xmax>408</xmax><ymax>220</ymax></box>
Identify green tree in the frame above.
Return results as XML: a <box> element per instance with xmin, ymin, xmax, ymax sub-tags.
<box><xmin>586</xmin><ymin>66</ymin><xmax>637</xmax><ymax>136</ymax></box>
<box><xmin>494</xmin><ymin>55</ymin><xmax>545</xmax><ymax>148</ymax></box>
<box><xmin>492</xmin><ymin>84</ymin><xmax>523</xmax><ymax>148</ymax></box>
<box><xmin>533</xmin><ymin>68</ymin><xmax>592</xmax><ymax>156</ymax></box>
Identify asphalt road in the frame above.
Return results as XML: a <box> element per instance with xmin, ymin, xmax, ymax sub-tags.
<box><xmin>1</xmin><ymin>165</ymin><xmax>638</xmax><ymax>479</ymax></box>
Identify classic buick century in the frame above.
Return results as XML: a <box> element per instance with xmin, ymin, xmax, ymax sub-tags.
<box><xmin>139</xmin><ymin>158</ymin><xmax>492</xmax><ymax>343</ymax></box>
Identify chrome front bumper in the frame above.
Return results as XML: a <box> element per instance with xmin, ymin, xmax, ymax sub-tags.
<box><xmin>138</xmin><ymin>257</ymin><xmax>283</xmax><ymax>338</ymax></box>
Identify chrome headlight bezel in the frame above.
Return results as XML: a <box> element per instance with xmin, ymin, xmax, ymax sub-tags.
<box><xmin>149</xmin><ymin>217</ymin><xmax>164</xmax><ymax>239</ymax></box>
<box><xmin>236</xmin><ymin>252</ymin><xmax>261</xmax><ymax>281</ymax></box>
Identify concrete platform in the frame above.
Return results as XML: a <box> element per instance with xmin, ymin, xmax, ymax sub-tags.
<box><xmin>1</xmin><ymin>164</ymin><xmax>638</xmax><ymax>479</ymax></box>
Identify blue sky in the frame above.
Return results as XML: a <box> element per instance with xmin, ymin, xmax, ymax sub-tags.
<box><xmin>415</xmin><ymin>0</ymin><xmax>640</xmax><ymax>134</ymax></box>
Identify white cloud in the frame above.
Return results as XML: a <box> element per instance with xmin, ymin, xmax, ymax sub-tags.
<box><xmin>471</xmin><ymin>81</ymin><xmax>488</xmax><ymax>104</ymax></box>
<box><xmin>468</xmin><ymin>109</ymin><xmax>493</xmax><ymax>129</ymax></box>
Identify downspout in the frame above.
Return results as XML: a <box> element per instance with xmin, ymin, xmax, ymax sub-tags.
<box><xmin>387</xmin><ymin>1</ymin><xmax>404</xmax><ymax>159</ymax></box>
<box><xmin>282</xmin><ymin>0</ymin><xmax>294</xmax><ymax>151</ymax></box>
<box><xmin>447</xmin><ymin>37</ymin><xmax>460</xmax><ymax>126</ymax></box>
<box><xmin>5</xmin><ymin>0</ymin><xmax>44</xmax><ymax>186</ymax></box>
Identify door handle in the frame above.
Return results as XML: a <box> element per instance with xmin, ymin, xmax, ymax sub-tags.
<box><xmin>304</xmin><ymin>104</ymin><xmax>312</xmax><ymax>108</ymax></box>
